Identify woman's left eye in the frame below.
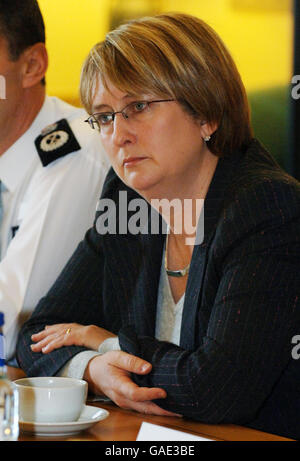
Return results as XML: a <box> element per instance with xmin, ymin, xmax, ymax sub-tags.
<box><xmin>133</xmin><ymin>102</ymin><xmax>148</xmax><ymax>112</ymax></box>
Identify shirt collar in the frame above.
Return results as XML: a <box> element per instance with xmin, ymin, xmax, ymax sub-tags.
<box><xmin>0</xmin><ymin>96</ymin><xmax>55</xmax><ymax>193</ymax></box>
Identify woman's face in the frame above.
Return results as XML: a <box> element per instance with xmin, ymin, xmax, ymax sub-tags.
<box><xmin>91</xmin><ymin>79</ymin><xmax>210</xmax><ymax>198</ymax></box>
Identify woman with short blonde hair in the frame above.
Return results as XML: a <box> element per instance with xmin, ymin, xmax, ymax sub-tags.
<box><xmin>81</xmin><ymin>13</ymin><xmax>252</xmax><ymax>157</ymax></box>
<box><xmin>19</xmin><ymin>13</ymin><xmax>300</xmax><ymax>440</ymax></box>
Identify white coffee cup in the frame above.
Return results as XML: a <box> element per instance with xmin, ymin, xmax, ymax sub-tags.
<box><xmin>15</xmin><ymin>377</ymin><xmax>88</xmax><ymax>423</ymax></box>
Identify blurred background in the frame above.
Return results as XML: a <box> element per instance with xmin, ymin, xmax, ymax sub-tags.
<box><xmin>38</xmin><ymin>0</ymin><xmax>294</xmax><ymax>172</ymax></box>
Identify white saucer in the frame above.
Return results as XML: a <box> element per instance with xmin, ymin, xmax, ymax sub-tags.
<box><xmin>19</xmin><ymin>405</ymin><xmax>109</xmax><ymax>437</ymax></box>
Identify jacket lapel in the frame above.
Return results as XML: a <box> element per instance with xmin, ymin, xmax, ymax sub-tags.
<box><xmin>136</xmin><ymin>232</ymin><xmax>165</xmax><ymax>336</ymax></box>
<box><xmin>127</xmin><ymin>208</ymin><xmax>165</xmax><ymax>337</ymax></box>
<box><xmin>180</xmin><ymin>153</ymin><xmax>241</xmax><ymax>350</ymax></box>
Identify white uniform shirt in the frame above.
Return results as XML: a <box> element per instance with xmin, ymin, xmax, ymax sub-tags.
<box><xmin>0</xmin><ymin>96</ymin><xmax>110</xmax><ymax>360</ymax></box>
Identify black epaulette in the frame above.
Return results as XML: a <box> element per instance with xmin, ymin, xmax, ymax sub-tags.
<box><xmin>35</xmin><ymin>118</ymin><xmax>81</xmax><ymax>167</ymax></box>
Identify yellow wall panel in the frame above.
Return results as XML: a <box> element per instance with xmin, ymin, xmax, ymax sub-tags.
<box><xmin>38</xmin><ymin>0</ymin><xmax>293</xmax><ymax>101</ymax></box>
<box><xmin>163</xmin><ymin>0</ymin><xmax>293</xmax><ymax>90</ymax></box>
<box><xmin>38</xmin><ymin>0</ymin><xmax>111</xmax><ymax>103</ymax></box>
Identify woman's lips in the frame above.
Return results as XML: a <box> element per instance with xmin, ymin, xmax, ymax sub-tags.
<box><xmin>123</xmin><ymin>157</ymin><xmax>147</xmax><ymax>167</ymax></box>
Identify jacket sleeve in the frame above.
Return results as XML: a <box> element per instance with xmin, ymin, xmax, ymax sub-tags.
<box><xmin>16</xmin><ymin>222</ymin><xmax>106</xmax><ymax>377</ymax></box>
<box><xmin>118</xmin><ymin>179</ymin><xmax>300</xmax><ymax>424</ymax></box>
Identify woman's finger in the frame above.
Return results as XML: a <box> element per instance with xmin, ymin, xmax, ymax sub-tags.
<box><xmin>31</xmin><ymin>324</ymin><xmax>82</xmax><ymax>353</ymax></box>
<box><xmin>36</xmin><ymin>329</ymin><xmax>74</xmax><ymax>353</ymax></box>
<box><xmin>31</xmin><ymin>324</ymin><xmax>67</xmax><ymax>341</ymax></box>
<box><xmin>110</xmin><ymin>371</ymin><xmax>167</xmax><ymax>402</ymax></box>
<box><xmin>106</xmin><ymin>350</ymin><xmax>153</xmax><ymax>375</ymax></box>
<box><xmin>40</xmin><ymin>335</ymin><xmax>66</xmax><ymax>353</ymax></box>
<box><xmin>31</xmin><ymin>330</ymin><xmax>51</xmax><ymax>341</ymax></box>
<box><xmin>30</xmin><ymin>332</ymin><xmax>61</xmax><ymax>352</ymax></box>
<box><xmin>124</xmin><ymin>399</ymin><xmax>182</xmax><ymax>417</ymax></box>
<box><xmin>108</xmin><ymin>383</ymin><xmax>181</xmax><ymax>416</ymax></box>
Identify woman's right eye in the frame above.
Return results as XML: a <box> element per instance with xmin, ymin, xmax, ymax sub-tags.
<box><xmin>97</xmin><ymin>113</ymin><xmax>113</xmax><ymax>125</ymax></box>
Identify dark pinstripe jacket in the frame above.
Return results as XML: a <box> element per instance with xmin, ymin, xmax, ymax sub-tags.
<box><xmin>17</xmin><ymin>139</ymin><xmax>300</xmax><ymax>439</ymax></box>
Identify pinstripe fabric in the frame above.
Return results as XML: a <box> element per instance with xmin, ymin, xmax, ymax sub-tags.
<box><xmin>17</xmin><ymin>139</ymin><xmax>300</xmax><ymax>439</ymax></box>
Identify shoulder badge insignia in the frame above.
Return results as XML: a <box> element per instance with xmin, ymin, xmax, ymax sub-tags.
<box><xmin>35</xmin><ymin>118</ymin><xmax>81</xmax><ymax>166</ymax></box>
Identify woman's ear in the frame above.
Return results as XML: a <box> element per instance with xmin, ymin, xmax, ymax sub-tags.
<box><xmin>21</xmin><ymin>43</ymin><xmax>48</xmax><ymax>89</ymax></box>
<box><xmin>199</xmin><ymin>120</ymin><xmax>218</xmax><ymax>140</ymax></box>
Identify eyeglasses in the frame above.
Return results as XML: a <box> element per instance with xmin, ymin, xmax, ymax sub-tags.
<box><xmin>84</xmin><ymin>99</ymin><xmax>175</xmax><ymax>132</ymax></box>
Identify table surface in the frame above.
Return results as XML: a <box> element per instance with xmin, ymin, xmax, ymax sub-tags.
<box><xmin>8</xmin><ymin>367</ymin><xmax>294</xmax><ymax>442</ymax></box>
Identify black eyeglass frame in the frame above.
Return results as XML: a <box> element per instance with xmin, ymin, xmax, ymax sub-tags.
<box><xmin>84</xmin><ymin>99</ymin><xmax>175</xmax><ymax>130</ymax></box>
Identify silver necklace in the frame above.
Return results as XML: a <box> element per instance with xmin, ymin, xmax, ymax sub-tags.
<box><xmin>164</xmin><ymin>231</ymin><xmax>190</xmax><ymax>278</ymax></box>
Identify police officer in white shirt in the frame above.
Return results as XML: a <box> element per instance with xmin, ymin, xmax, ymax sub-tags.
<box><xmin>0</xmin><ymin>0</ymin><xmax>109</xmax><ymax>364</ymax></box>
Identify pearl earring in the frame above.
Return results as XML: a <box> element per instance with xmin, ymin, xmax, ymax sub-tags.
<box><xmin>204</xmin><ymin>135</ymin><xmax>211</xmax><ymax>142</ymax></box>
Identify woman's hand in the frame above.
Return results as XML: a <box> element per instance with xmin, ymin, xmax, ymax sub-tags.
<box><xmin>84</xmin><ymin>351</ymin><xmax>182</xmax><ymax>417</ymax></box>
<box><xmin>30</xmin><ymin>323</ymin><xmax>116</xmax><ymax>353</ymax></box>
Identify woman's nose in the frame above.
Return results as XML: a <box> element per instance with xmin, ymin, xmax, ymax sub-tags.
<box><xmin>111</xmin><ymin>113</ymin><xmax>136</xmax><ymax>147</ymax></box>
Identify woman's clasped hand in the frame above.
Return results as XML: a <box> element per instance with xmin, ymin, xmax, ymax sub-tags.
<box><xmin>31</xmin><ymin>324</ymin><xmax>181</xmax><ymax>416</ymax></box>
<box><xmin>30</xmin><ymin>323</ymin><xmax>115</xmax><ymax>353</ymax></box>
